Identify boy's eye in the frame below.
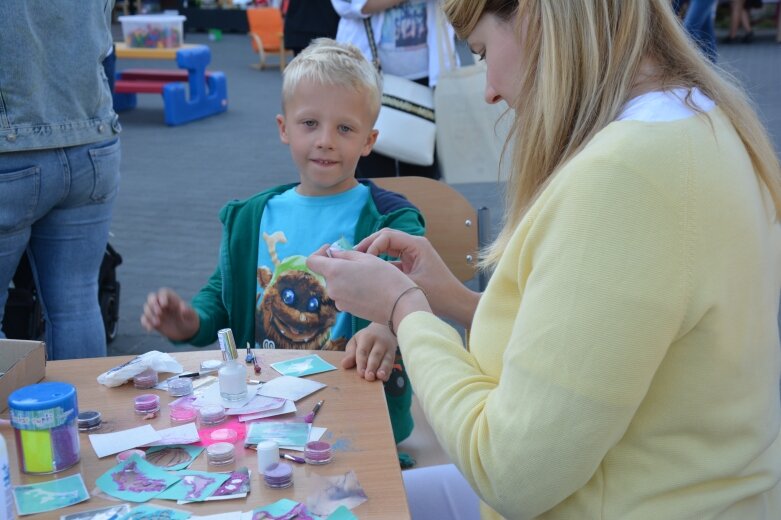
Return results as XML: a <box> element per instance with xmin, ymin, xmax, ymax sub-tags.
<box><xmin>281</xmin><ymin>288</ymin><xmax>296</xmax><ymax>306</ymax></box>
<box><xmin>303</xmin><ymin>120</ymin><xmax>317</xmax><ymax>127</ymax></box>
<box><xmin>338</xmin><ymin>125</ymin><xmax>352</xmax><ymax>133</ymax></box>
<box><xmin>306</xmin><ymin>297</ymin><xmax>320</xmax><ymax>313</ymax></box>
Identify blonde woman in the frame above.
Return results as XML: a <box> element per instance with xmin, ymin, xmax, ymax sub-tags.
<box><xmin>307</xmin><ymin>0</ymin><xmax>781</xmax><ymax>518</ymax></box>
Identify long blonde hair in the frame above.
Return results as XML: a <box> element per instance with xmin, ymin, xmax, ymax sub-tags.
<box><xmin>444</xmin><ymin>0</ymin><xmax>781</xmax><ymax>267</ymax></box>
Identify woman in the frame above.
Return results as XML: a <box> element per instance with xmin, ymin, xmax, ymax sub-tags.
<box><xmin>308</xmin><ymin>0</ymin><xmax>781</xmax><ymax>518</ymax></box>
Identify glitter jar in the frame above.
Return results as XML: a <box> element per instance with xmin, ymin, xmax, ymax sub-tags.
<box><xmin>116</xmin><ymin>449</ymin><xmax>146</xmax><ymax>463</ymax></box>
<box><xmin>206</xmin><ymin>442</ymin><xmax>235</xmax><ymax>466</ymax></box>
<box><xmin>198</xmin><ymin>404</ymin><xmax>226</xmax><ymax>426</ymax></box>
<box><xmin>208</xmin><ymin>428</ymin><xmax>238</xmax><ymax>444</ymax></box>
<box><xmin>263</xmin><ymin>462</ymin><xmax>293</xmax><ymax>489</ymax></box>
<box><xmin>167</xmin><ymin>377</ymin><xmax>193</xmax><ymax>397</ymax></box>
<box><xmin>169</xmin><ymin>402</ymin><xmax>197</xmax><ymax>424</ymax></box>
<box><xmin>304</xmin><ymin>441</ymin><xmax>333</xmax><ymax>465</ymax></box>
<box><xmin>134</xmin><ymin>394</ymin><xmax>160</xmax><ymax>415</ymax></box>
<box><xmin>77</xmin><ymin>410</ymin><xmax>103</xmax><ymax>432</ymax></box>
<box><xmin>8</xmin><ymin>382</ymin><xmax>80</xmax><ymax>474</ymax></box>
<box><xmin>133</xmin><ymin>368</ymin><xmax>158</xmax><ymax>389</ymax></box>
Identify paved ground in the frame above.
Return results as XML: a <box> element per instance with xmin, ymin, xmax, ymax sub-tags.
<box><xmin>107</xmin><ymin>28</ymin><xmax>781</xmax><ymax>356</ymax></box>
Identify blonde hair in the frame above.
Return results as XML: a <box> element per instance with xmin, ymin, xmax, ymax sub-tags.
<box><xmin>444</xmin><ymin>0</ymin><xmax>781</xmax><ymax>267</ymax></box>
<box><xmin>281</xmin><ymin>38</ymin><xmax>383</xmax><ymax>121</ymax></box>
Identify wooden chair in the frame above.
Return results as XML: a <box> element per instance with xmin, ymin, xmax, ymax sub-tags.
<box><xmin>246</xmin><ymin>7</ymin><xmax>292</xmax><ymax>71</ymax></box>
<box><xmin>373</xmin><ymin>177</ymin><xmax>487</xmax><ymax>287</ymax></box>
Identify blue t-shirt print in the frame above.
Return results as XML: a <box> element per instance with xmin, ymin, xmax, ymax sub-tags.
<box><xmin>254</xmin><ymin>184</ymin><xmax>369</xmax><ymax>351</ymax></box>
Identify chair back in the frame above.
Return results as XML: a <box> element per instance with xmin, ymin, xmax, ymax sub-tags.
<box><xmin>246</xmin><ymin>7</ymin><xmax>284</xmax><ymax>53</ymax></box>
<box><xmin>373</xmin><ymin>177</ymin><xmax>479</xmax><ymax>283</ymax></box>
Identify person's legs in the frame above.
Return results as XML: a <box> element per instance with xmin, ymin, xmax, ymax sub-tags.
<box><xmin>683</xmin><ymin>0</ymin><xmax>718</xmax><ymax>61</ymax></box>
<box><xmin>30</xmin><ymin>138</ymin><xmax>120</xmax><ymax>360</ymax></box>
<box><xmin>727</xmin><ymin>0</ymin><xmax>745</xmax><ymax>39</ymax></box>
<box><xmin>0</xmin><ymin>148</ymin><xmax>70</xmax><ymax>339</ymax></box>
<box><xmin>403</xmin><ymin>464</ymin><xmax>481</xmax><ymax>520</ymax></box>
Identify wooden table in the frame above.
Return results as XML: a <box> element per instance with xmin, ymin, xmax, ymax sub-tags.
<box><xmin>3</xmin><ymin>350</ymin><xmax>410</xmax><ymax>519</ymax></box>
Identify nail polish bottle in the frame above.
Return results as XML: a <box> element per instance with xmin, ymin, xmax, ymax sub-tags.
<box><xmin>217</xmin><ymin>328</ymin><xmax>247</xmax><ymax>402</ymax></box>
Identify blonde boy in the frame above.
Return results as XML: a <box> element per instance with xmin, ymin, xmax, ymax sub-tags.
<box><xmin>142</xmin><ymin>39</ymin><xmax>424</xmax><ymax>444</ymax></box>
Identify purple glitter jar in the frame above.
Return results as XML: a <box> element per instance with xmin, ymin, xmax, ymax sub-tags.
<box><xmin>134</xmin><ymin>394</ymin><xmax>160</xmax><ymax>415</ymax></box>
<box><xmin>304</xmin><ymin>441</ymin><xmax>332</xmax><ymax>465</ymax></box>
<box><xmin>263</xmin><ymin>462</ymin><xmax>293</xmax><ymax>489</ymax></box>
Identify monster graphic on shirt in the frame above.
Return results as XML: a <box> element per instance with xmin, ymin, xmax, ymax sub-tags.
<box><xmin>255</xmin><ymin>231</ymin><xmax>348</xmax><ymax>350</ymax></box>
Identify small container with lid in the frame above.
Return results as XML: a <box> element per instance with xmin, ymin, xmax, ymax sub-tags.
<box><xmin>134</xmin><ymin>394</ymin><xmax>160</xmax><ymax>415</ymax></box>
<box><xmin>167</xmin><ymin>377</ymin><xmax>193</xmax><ymax>397</ymax></box>
<box><xmin>133</xmin><ymin>368</ymin><xmax>158</xmax><ymax>389</ymax></box>
<box><xmin>304</xmin><ymin>441</ymin><xmax>333</xmax><ymax>465</ymax></box>
<box><xmin>263</xmin><ymin>462</ymin><xmax>293</xmax><ymax>489</ymax></box>
<box><xmin>169</xmin><ymin>401</ymin><xmax>197</xmax><ymax>424</ymax></box>
<box><xmin>197</xmin><ymin>404</ymin><xmax>226</xmax><ymax>426</ymax></box>
<box><xmin>116</xmin><ymin>449</ymin><xmax>146</xmax><ymax>463</ymax></box>
<box><xmin>8</xmin><ymin>382</ymin><xmax>80</xmax><ymax>474</ymax></box>
<box><xmin>77</xmin><ymin>410</ymin><xmax>103</xmax><ymax>432</ymax></box>
<box><xmin>206</xmin><ymin>442</ymin><xmax>235</xmax><ymax>466</ymax></box>
<box><xmin>256</xmin><ymin>440</ymin><xmax>279</xmax><ymax>472</ymax></box>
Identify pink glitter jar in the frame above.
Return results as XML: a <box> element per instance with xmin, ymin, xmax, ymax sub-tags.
<box><xmin>304</xmin><ymin>441</ymin><xmax>332</xmax><ymax>465</ymax></box>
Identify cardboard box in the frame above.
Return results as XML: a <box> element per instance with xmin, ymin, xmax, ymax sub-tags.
<box><xmin>0</xmin><ymin>340</ymin><xmax>46</xmax><ymax>412</ymax></box>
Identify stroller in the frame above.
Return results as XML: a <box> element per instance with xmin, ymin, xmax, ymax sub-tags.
<box><xmin>2</xmin><ymin>244</ymin><xmax>123</xmax><ymax>343</ymax></box>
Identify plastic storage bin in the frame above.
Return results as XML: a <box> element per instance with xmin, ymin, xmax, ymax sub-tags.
<box><xmin>119</xmin><ymin>15</ymin><xmax>186</xmax><ymax>49</ymax></box>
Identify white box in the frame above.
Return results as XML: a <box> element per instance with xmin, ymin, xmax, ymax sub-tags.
<box><xmin>119</xmin><ymin>15</ymin><xmax>186</xmax><ymax>49</ymax></box>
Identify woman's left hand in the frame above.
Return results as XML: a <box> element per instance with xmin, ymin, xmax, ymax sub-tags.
<box><xmin>307</xmin><ymin>245</ymin><xmax>431</xmax><ymax>326</ymax></box>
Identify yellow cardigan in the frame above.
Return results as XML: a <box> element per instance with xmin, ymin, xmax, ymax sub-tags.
<box><xmin>398</xmin><ymin>107</ymin><xmax>781</xmax><ymax>519</ymax></box>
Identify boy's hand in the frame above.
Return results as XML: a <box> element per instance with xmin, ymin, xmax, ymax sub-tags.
<box><xmin>140</xmin><ymin>288</ymin><xmax>199</xmax><ymax>341</ymax></box>
<box><xmin>342</xmin><ymin>322</ymin><xmax>397</xmax><ymax>382</ymax></box>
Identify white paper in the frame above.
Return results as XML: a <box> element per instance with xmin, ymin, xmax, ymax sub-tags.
<box><xmin>238</xmin><ymin>399</ymin><xmax>297</xmax><ymax>422</ymax></box>
<box><xmin>225</xmin><ymin>395</ymin><xmax>286</xmax><ymax>416</ymax></box>
<box><xmin>144</xmin><ymin>423</ymin><xmax>200</xmax><ymax>446</ymax></box>
<box><xmin>258</xmin><ymin>375</ymin><xmax>326</xmax><ymax>401</ymax></box>
<box><xmin>89</xmin><ymin>425</ymin><xmax>161</xmax><ymax>458</ymax></box>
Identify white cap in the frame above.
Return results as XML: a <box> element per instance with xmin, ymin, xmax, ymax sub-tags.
<box><xmin>256</xmin><ymin>440</ymin><xmax>279</xmax><ymax>472</ymax></box>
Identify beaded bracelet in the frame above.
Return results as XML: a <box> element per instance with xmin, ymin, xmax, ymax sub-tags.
<box><xmin>388</xmin><ymin>286</ymin><xmax>426</xmax><ymax>337</ymax></box>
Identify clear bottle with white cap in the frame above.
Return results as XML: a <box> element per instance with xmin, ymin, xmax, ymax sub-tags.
<box><xmin>217</xmin><ymin>328</ymin><xmax>247</xmax><ymax>401</ymax></box>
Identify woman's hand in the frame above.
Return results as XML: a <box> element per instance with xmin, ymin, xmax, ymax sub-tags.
<box><xmin>355</xmin><ymin>229</ymin><xmax>482</xmax><ymax>328</ymax></box>
<box><xmin>307</xmin><ymin>245</ymin><xmax>428</xmax><ymax>326</ymax></box>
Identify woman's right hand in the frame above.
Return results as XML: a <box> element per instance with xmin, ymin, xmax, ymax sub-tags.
<box><xmin>140</xmin><ymin>288</ymin><xmax>199</xmax><ymax>341</ymax></box>
<box><xmin>356</xmin><ymin>229</ymin><xmax>481</xmax><ymax>328</ymax></box>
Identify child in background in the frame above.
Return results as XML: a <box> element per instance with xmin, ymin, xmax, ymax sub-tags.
<box><xmin>141</xmin><ymin>39</ymin><xmax>425</xmax><ymax>445</ymax></box>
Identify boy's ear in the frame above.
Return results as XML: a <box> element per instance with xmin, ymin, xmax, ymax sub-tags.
<box><xmin>361</xmin><ymin>129</ymin><xmax>379</xmax><ymax>156</ymax></box>
<box><xmin>276</xmin><ymin>114</ymin><xmax>290</xmax><ymax>144</ymax></box>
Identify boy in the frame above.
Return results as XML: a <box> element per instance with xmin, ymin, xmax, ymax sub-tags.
<box><xmin>141</xmin><ymin>39</ymin><xmax>424</xmax><ymax>444</ymax></box>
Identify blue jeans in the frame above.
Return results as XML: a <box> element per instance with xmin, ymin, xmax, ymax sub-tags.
<box><xmin>0</xmin><ymin>138</ymin><xmax>121</xmax><ymax>360</ymax></box>
<box><xmin>678</xmin><ymin>0</ymin><xmax>719</xmax><ymax>62</ymax></box>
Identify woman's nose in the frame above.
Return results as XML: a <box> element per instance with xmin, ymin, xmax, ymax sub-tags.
<box><xmin>485</xmin><ymin>83</ymin><xmax>502</xmax><ymax>105</ymax></box>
